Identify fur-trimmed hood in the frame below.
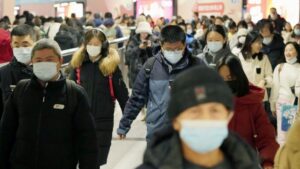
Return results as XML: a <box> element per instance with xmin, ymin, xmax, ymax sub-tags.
<box><xmin>70</xmin><ymin>46</ymin><xmax>120</xmax><ymax>76</ymax></box>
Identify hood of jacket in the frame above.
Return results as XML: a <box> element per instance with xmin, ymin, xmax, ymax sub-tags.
<box><xmin>234</xmin><ymin>84</ymin><xmax>264</xmax><ymax>105</ymax></box>
<box><xmin>142</xmin><ymin>125</ymin><xmax>260</xmax><ymax>169</ymax></box>
<box><xmin>71</xmin><ymin>47</ymin><xmax>120</xmax><ymax>76</ymax></box>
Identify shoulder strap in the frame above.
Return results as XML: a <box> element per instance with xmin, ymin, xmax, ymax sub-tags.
<box><xmin>66</xmin><ymin>79</ymin><xmax>78</xmax><ymax>114</ymax></box>
<box><xmin>109</xmin><ymin>75</ymin><xmax>116</xmax><ymax>102</ymax></box>
<box><xmin>144</xmin><ymin>57</ymin><xmax>156</xmax><ymax>79</ymax></box>
<box><xmin>75</xmin><ymin>68</ymin><xmax>81</xmax><ymax>84</ymax></box>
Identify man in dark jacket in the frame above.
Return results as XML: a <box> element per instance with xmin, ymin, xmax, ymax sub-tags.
<box><xmin>0</xmin><ymin>24</ymin><xmax>35</xmax><ymax>120</ymax></box>
<box><xmin>258</xmin><ymin>19</ymin><xmax>285</xmax><ymax>70</ymax></box>
<box><xmin>137</xmin><ymin>66</ymin><xmax>261</xmax><ymax>169</ymax></box>
<box><xmin>117</xmin><ymin>25</ymin><xmax>206</xmax><ymax>141</ymax></box>
<box><xmin>268</xmin><ymin>7</ymin><xmax>286</xmax><ymax>33</ymax></box>
<box><xmin>0</xmin><ymin>39</ymin><xmax>99</xmax><ymax>169</ymax></box>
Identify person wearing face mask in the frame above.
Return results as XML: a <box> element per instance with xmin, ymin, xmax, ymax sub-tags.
<box><xmin>291</xmin><ymin>23</ymin><xmax>300</xmax><ymax>45</ymax></box>
<box><xmin>268</xmin><ymin>8</ymin><xmax>286</xmax><ymax>33</ymax></box>
<box><xmin>117</xmin><ymin>25</ymin><xmax>205</xmax><ymax>142</ymax></box>
<box><xmin>70</xmin><ymin>28</ymin><xmax>128</xmax><ymax>167</ymax></box>
<box><xmin>231</xmin><ymin>28</ymin><xmax>248</xmax><ymax>55</ymax></box>
<box><xmin>217</xmin><ymin>56</ymin><xmax>279</xmax><ymax>169</ymax></box>
<box><xmin>137</xmin><ymin>66</ymin><xmax>261</xmax><ymax>169</ymax></box>
<box><xmin>125</xmin><ymin>21</ymin><xmax>154</xmax><ymax>88</ymax></box>
<box><xmin>257</xmin><ymin>19</ymin><xmax>285</xmax><ymax>70</ymax></box>
<box><xmin>238</xmin><ymin>31</ymin><xmax>275</xmax><ymax>129</ymax></box>
<box><xmin>281</xmin><ymin>22</ymin><xmax>294</xmax><ymax>44</ymax></box>
<box><xmin>270</xmin><ymin>42</ymin><xmax>300</xmax><ymax>146</ymax></box>
<box><xmin>0</xmin><ymin>24</ymin><xmax>35</xmax><ymax>120</ymax></box>
<box><xmin>0</xmin><ymin>39</ymin><xmax>99</xmax><ymax>169</ymax></box>
<box><xmin>197</xmin><ymin>24</ymin><xmax>235</xmax><ymax>68</ymax></box>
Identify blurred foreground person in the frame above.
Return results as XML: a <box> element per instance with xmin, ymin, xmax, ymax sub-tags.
<box><xmin>274</xmin><ymin>119</ymin><xmax>300</xmax><ymax>169</ymax></box>
<box><xmin>137</xmin><ymin>66</ymin><xmax>261</xmax><ymax>169</ymax></box>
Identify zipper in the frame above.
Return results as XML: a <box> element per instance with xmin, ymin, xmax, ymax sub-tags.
<box><xmin>35</xmin><ymin>83</ymin><xmax>47</xmax><ymax>169</ymax></box>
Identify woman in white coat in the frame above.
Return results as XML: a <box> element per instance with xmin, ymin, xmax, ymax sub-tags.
<box><xmin>238</xmin><ymin>31</ymin><xmax>274</xmax><ymax>125</ymax></box>
<box><xmin>270</xmin><ymin>42</ymin><xmax>300</xmax><ymax>145</ymax></box>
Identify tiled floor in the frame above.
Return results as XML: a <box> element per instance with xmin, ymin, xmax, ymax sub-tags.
<box><xmin>101</xmin><ymin>103</ymin><xmax>147</xmax><ymax>169</ymax></box>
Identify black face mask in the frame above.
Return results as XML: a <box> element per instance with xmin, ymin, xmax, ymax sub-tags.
<box><xmin>226</xmin><ymin>80</ymin><xmax>238</xmax><ymax>95</ymax></box>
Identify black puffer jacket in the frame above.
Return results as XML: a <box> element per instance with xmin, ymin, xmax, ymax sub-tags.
<box><xmin>125</xmin><ymin>34</ymin><xmax>154</xmax><ymax>88</ymax></box>
<box><xmin>0</xmin><ymin>76</ymin><xmax>99</xmax><ymax>169</ymax></box>
<box><xmin>70</xmin><ymin>48</ymin><xmax>129</xmax><ymax>165</ymax></box>
<box><xmin>0</xmin><ymin>58</ymin><xmax>32</xmax><ymax>119</ymax></box>
<box><xmin>261</xmin><ymin>33</ymin><xmax>285</xmax><ymax>70</ymax></box>
<box><xmin>137</xmin><ymin>126</ymin><xmax>261</xmax><ymax>169</ymax></box>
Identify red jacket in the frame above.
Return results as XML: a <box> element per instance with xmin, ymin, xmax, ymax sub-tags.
<box><xmin>0</xmin><ymin>29</ymin><xmax>13</xmax><ymax>63</ymax></box>
<box><xmin>229</xmin><ymin>84</ymin><xmax>279</xmax><ymax>167</ymax></box>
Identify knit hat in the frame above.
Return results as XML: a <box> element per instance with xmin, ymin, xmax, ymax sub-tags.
<box><xmin>237</xmin><ymin>28</ymin><xmax>248</xmax><ymax>37</ymax></box>
<box><xmin>136</xmin><ymin>21</ymin><xmax>152</xmax><ymax>35</ymax></box>
<box><xmin>167</xmin><ymin>66</ymin><xmax>234</xmax><ymax>119</ymax></box>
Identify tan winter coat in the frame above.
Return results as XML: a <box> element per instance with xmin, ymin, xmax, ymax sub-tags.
<box><xmin>274</xmin><ymin>119</ymin><xmax>300</xmax><ymax>169</ymax></box>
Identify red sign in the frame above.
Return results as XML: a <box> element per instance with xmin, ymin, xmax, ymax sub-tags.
<box><xmin>196</xmin><ymin>2</ymin><xmax>225</xmax><ymax>14</ymax></box>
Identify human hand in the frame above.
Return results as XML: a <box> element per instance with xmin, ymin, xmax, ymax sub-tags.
<box><xmin>272</xmin><ymin>111</ymin><xmax>276</xmax><ymax>117</ymax></box>
<box><xmin>118</xmin><ymin>134</ymin><xmax>126</xmax><ymax>140</ymax></box>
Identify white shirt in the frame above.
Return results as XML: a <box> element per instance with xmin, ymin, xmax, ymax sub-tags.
<box><xmin>270</xmin><ymin>63</ymin><xmax>300</xmax><ymax>111</ymax></box>
<box><xmin>238</xmin><ymin>53</ymin><xmax>273</xmax><ymax>101</ymax></box>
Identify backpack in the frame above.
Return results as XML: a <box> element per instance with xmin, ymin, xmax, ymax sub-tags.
<box><xmin>144</xmin><ymin>57</ymin><xmax>156</xmax><ymax>80</ymax></box>
<box><xmin>14</xmin><ymin>79</ymin><xmax>78</xmax><ymax>114</ymax></box>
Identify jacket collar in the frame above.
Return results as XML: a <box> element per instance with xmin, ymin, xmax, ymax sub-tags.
<box><xmin>144</xmin><ymin>126</ymin><xmax>260</xmax><ymax>169</ymax></box>
<box><xmin>30</xmin><ymin>73</ymin><xmax>66</xmax><ymax>90</ymax></box>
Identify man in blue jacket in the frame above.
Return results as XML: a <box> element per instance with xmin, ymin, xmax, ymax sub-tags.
<box><xmin>117</xmin><ymin>25</ymin><xmax>205</xmax><ymax>141</ymax></box>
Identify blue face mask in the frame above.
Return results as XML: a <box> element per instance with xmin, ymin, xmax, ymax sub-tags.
<box><xmin>179</xmin><ymin>120</ymin><xmax>228</xmax><ymax>154</ymax></box>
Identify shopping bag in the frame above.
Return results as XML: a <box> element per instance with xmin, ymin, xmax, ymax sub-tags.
<box><xmin>281</xmin><ymin>104</ymin><xmax>298</xmax><ymax>131</ymax></box>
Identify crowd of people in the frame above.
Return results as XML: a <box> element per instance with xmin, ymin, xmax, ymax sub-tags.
<box><xmin>0</xmin><ymin>6</ymin><xmax>300</xmax><ymax>169</ymax></box>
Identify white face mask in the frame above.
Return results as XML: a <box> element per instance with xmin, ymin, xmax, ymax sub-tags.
<box><xmin>286</xmin><ymin>57</ymin><xmax>298</xmax><ymax>65</ymax></box>
<box><xmin>187</xmin><ymin>29</ymin><xmax>193</xmax><ymax>35</ymax></box>
<box><xmin>87</xmin><ymin>45</ymin><xmax>101</xmax><ymax>57</ymax></box>
<box><xmin>13</xmin><ymin>47</ymin><xmax>32</xmax><ymax>65</ymax></box>
<box><xmin>294</xmin><ymin>29</ymin><xmax>300</xmax><ymax>36</ymax></box>
<box><xmin>33</xmin><ymin>62</ymin><xmax>58</xmax><ymax>81</ymax></box>
<box><xmin>207</xmin><ymin>41</ymin><xmax>223</xmax><ymax>53</ymax></box>
<box><xmin>263</xmin><ymin>36</ymin><xmax>273</xmax><ymax>45</ymax></box>
<box><xmin>163</xmin><ymin>50</ymin><xmax>184</xmax><ymax>65</ymax></box>
<box><xmin>238</xmin><ymin>36</ymin><xmax>246</xmax><ymax>44</ymax></box>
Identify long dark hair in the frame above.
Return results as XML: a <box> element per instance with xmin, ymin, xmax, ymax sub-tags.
<box><xmin>241</xmin><ymin>31</ymin><xmax>264</xmax><ymax>60</ymax></box>
<box><xmin>285</xmin><ymin>42</ymin><xmax>300</xmax><ymax>63</ymax></box>
<box><xmin>217</xmin><ymin>55</ymin><xmax>250</xmax><ymax>97</ymax></box>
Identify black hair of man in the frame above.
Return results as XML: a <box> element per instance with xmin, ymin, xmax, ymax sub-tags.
<box><xmin>256</xmin><ymin>19</ymin><xmax>274</xmax><ymax>34</ymax></box>
<box><xmin>160</xmin><ymin>25</ymin><xmax>186</xmax><ymax>45</ymax></box>
<box><xmin>11</xmin><ymin>24</ymin><xmax>36</xmax><ymax>41</ymax></box>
